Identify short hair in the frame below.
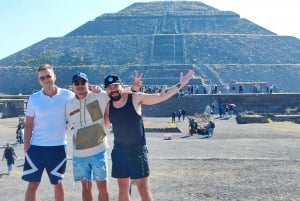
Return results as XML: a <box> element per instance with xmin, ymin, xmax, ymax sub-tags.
<box><xmin>37</xmin><ymin>64</ymin><xmax>54</xmax><ymax>72</ymax></box>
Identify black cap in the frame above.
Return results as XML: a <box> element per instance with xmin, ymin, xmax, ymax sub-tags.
<box><xmin>72</xmin><ymin>72</ymin><xmax>88</xmax><ymax>83</ymax></box>
<box><xmin>104</xmin><ymin>75</ymin><xmax>121</xmax><ymax>88</ymax></box>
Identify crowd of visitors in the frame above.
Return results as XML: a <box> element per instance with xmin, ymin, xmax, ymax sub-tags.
<box><xmin>139</xmin><ymin>82</ymin><xmax>275</xmax><ymax>96</ymax></box>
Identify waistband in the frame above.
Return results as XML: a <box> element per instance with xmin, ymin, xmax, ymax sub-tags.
<box><xmin>113</xmin><ymin>144</ymin><xmax>147</xmax><ymax>152</ymax></box>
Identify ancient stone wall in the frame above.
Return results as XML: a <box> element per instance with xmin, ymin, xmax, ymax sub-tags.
<box><xmin>1</xmin><ymin>93</ymin><xmax>299</xmax><ymax>119</ymax></box>
<box><xmin>0</xmin><ymin>99</ymin><xmax>26</xmax><ymax>118</ymax></box>
<box><xmin>142</xmin><ymin>93</ymin><xmax>300</xmax><ymax>117</ymax></box>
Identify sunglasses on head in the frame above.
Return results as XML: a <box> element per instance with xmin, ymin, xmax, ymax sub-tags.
<box><xmin>39</xmin><ymin>74</ymin><xmax>52</xmax><ymax>81</ymax></box>
<box><xmin>74</xmin><ymin>79</ymin><xmax>87</xmax><ymax>86</ymax></box>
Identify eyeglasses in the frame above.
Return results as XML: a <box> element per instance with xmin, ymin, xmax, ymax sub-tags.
<box><xmin>74</xmin><ymin>79</ymin><xmax>87</xmax><ymax>86</ymax></box>
<box><xmin>39</xmin><ymin>74</ymin><xmax>52</xmax><ymax>81</ymax></box>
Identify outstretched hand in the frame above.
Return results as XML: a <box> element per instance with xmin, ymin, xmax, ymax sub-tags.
<box><xmin>180</xmin><ymin>70</ymin><xmax>194</xmax><ymax>86</ymax></box>
<box><xmin>132</xmin><ymin>72</ymin><xmax>143</xmax><ymax>92</ymax></box>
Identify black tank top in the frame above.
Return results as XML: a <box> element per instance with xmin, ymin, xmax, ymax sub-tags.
<box><xmin>109</xmin><ymin>94</ymin><xmax>146</xmax><ymax>148</ymax></box>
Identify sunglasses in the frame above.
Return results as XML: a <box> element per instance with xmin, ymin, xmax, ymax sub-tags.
<box><xmin>39</xmin><ymin>74</ymin><xmax>52</xmax><ymax>81</ymax></box>
<box><xmin>74</xmin><ymin>79</ymin><xmax>87</xmax><ymax>86</ymax></box>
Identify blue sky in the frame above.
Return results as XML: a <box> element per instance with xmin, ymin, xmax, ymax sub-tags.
<box><xmin>0</xmin><ymin>0</ymin><xmax>299</xmax><ymax>59</ymax></box>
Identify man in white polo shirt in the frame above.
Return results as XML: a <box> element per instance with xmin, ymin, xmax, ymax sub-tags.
<box><xmin>22</xmin><ymin>64</ymin><xmax>74</xmax><ymax>201</ymax></box>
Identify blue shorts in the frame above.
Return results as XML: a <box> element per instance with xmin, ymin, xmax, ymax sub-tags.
<box><xmin>22</xmin><ymin>145</ymin><xmax>67</xmax><ymax>184</ymax></box>
<box><xmin>73</xmin><ymin>151</ymin><xmax>108</xmax><ymax>181</ymax></box>
<box><xmin>111</xmin><ymin>146</ymin><xmax>149</xmax><ymax>179</ymax></box>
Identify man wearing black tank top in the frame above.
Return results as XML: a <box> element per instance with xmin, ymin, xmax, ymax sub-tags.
<box><xmin>104</xmin><ymin>70</ymin><xmax>194</xmax><ymax>201</ymax></box>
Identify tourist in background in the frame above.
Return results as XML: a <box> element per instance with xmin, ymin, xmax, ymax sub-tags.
<box><xmin>2</xmin><ymin>143</ymin><xmax>17</xmax><ymax>175</ymax></box>
<box><xmin>181</xmin><ymin>108</ymin><xmax>186</xmax><ymax>121</ymax></box>
<box><xmin>206</xmin><ymin>120</ymin><xmax>215</xmax><ymax>138</ymax></box>
<box><xmin>16</xmin><ymin>121</ymin><xmax>25</xmax><ymax>144</ymax></box>
<box><xmin>171</xmin><ymin>111</ymin><xmax>176</xmax><ymax>123</ymax></box>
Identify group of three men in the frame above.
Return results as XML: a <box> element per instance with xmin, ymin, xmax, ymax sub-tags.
<box><xmin>22</xmin><ymin>63</ymin><xmax>194</xmax><ymax>201</ymax></box>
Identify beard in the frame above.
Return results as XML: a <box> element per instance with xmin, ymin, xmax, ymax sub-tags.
<box><xmin>109</xmin><ymin>93</ymin><xmax>121</xmax><ymax>101</ymax></box>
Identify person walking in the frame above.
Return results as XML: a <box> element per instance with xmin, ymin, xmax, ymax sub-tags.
<box><xmin>22</xmin><ymin>64</ymin><xmax>74</xmax><ymax>201</ymax></box>
<box><xmin>66</xmin><ymin>72</ymin><xmax>141</xmax><ymax>201</ymax></box>
<box><xmin>103</xmin><ymin>70</ymin><xmax>194</xmax><ymax>201</ymax></box>
<box><xmin>2</xmin><ymin>143</ymin><xmax>17</xmax><ymax>175</ymax></box>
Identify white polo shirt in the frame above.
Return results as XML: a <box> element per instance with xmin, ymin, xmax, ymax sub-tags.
<box><xmin>25</xmin><ymin>87</ymin><xmax>74</xmax><ymax>146</ymax></box>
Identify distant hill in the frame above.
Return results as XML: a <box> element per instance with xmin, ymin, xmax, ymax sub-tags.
<box><xmin>0</xmin><ymin>1</ymin><xmax>300</xmax><ymax>94</ymax></box>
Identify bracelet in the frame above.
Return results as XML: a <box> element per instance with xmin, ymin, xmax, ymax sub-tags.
<box><xmin>131</xmin><ymin>87</ymin><xmax>138</xmax><ymax>92</ymax></box>
<box><xmin>176</xmin><ymin>83</ymin><xmax>181</xmax><ymax>89</ymax></box>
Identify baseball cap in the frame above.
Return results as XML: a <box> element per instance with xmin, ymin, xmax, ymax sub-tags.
<box><xmin>72</xmin><ymin>72</ymin><xmax>88</xmax><ymax>83</ymax></box>
<box><xmin>104</xmin><ymin>75</ymin><xmax>121</xmax><ymax>88</ymax></box>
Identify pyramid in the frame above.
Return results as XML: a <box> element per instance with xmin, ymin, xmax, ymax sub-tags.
<box><xmin>0</xmin><ymin>1</ymin><xmax>300</xmax><ymax>94</ymax></box>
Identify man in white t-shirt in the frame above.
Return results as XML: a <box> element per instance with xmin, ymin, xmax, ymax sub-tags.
<box><xmin>22</xmin><ymin>64</ymin><xmax>74</xmax><ymax>201</ymax></box>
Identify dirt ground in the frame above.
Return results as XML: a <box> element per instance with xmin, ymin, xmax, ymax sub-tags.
<box><xmin>1</xmin><ymin>116</ymin><xmax>300</xmax><ymax>201</ymax></box>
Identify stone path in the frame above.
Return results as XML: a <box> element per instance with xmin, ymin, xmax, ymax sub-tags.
<box><xmin>1</xmin><ymin>116</ymin><xmax>300</xmax><ymax>200</ymax></box>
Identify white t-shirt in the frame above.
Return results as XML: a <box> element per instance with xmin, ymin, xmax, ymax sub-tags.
<box><xmin>25</xmin><ymin>87</ymin><xmax>74</xmax><ymax>146</ymax></box>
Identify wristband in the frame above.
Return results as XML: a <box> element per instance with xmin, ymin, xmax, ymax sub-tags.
<box><xmin>131</xmin><ymin>87</ymin><xmax>138</xmax><ymax>92</ymax></box>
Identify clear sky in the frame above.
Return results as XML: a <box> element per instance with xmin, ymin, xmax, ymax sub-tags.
<box><xmin>0</xmin><ymin>0</ymin><xmax>299</xmax><ymax>60</ymax></box>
